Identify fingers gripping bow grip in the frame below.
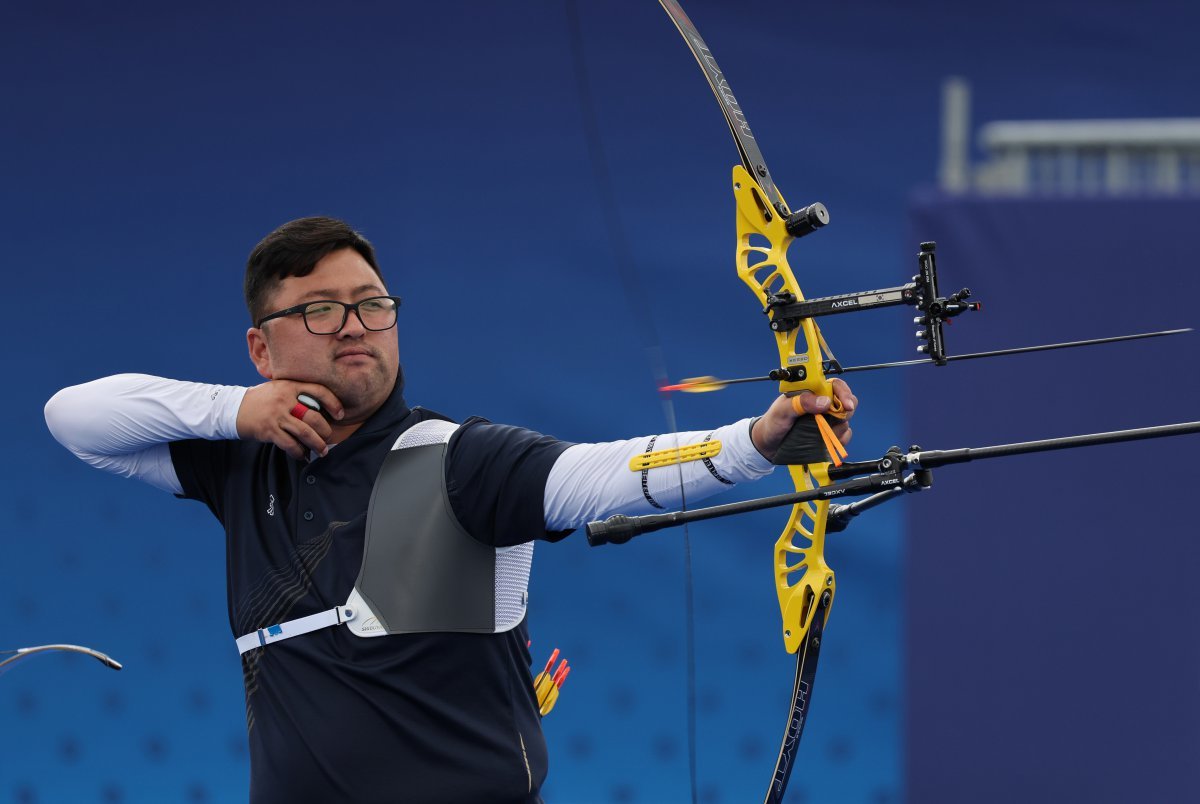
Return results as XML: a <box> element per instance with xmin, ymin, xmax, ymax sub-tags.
<box><xmin>772</xmin><ymin>396</ymin><xmax>849</xmax><ymax>467</ymax></box>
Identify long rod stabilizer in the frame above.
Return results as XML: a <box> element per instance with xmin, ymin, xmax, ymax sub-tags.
<box><xmin>907</xmin><ymin>420</ymin><xmax>1200</xmax><ymax>469</ymax></box>
<box><xmin>586</xmin><ymin>420</ymin><xmax>1200</xmax><ymax>541</ymax></box>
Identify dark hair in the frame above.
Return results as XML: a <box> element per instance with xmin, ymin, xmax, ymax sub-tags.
<box><xmin>244</xmin><ymin>216</ymin><xmax>383</xmax><ymax>325</ymax></box>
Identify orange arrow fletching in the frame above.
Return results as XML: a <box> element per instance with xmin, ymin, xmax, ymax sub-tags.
<box><xmin>659</xmin><ymin>376</ymin><xmax>727</xmax><ymax>393</ymax></box>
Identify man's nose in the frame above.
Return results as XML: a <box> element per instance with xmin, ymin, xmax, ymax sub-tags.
<box><xmin>338</xmin><ymin>308</ymin><xmax>368</xmax><ymax>337</ymax></box>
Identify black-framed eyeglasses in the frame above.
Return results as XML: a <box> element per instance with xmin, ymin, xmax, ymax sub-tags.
<box><xmin>256</xmin><ymin>295</ymin><xmax>402</xmax><ymax>335</ymax></box>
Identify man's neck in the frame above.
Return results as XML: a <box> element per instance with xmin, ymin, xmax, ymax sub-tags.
<box><xmin>329</xmin><ymin>420</ymin><xmax>367</xmax><ymax>445</ymax></box>
<box><xmin>323</xmin><ymin>378</ymin><xmax>406</xmax><ymax>446</ymax></box>
<box><xmin>326</xmin><ymin>393</ymin><xmax>394</xmax><ymax>445</ymax></box>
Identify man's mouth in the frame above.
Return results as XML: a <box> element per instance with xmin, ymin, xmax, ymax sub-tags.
<box><xmin>335</xmin><ymin>348</ymin><xmax>374</xmax><ymax>361</ymax></box>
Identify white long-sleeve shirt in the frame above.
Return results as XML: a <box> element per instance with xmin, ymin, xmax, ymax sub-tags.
<box><xmin>45</xmin><ymin>374</ymin><xmax>775</xmax><ymax>530</ymax></box>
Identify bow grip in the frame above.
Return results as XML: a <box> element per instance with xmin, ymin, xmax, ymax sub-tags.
<box><xmin>772</xmin><ymin>415</ymin><xmax>832</xmax><ymax>466</ymax></box>
<box><xmin>770</xmin><ymin>394</ymin><xmax>848</xmax><ymax>466</ymax></box>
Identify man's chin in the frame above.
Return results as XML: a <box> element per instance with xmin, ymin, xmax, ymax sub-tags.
<box><xmin>328</xmin><ymin>367</ymin><xmax>395</xmax><ymax>419</ymax></box>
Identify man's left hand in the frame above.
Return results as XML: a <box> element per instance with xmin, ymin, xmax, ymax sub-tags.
<box><xmin>751</xmin><ymin>379</ymin><xmax>858</xmax><ymax>463</ymax></box>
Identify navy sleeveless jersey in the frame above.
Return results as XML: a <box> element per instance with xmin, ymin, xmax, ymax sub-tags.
<box><xmin>169</xmin><ymin>385</ymin><xmax>574</xmax><ymax>804</ymax></box>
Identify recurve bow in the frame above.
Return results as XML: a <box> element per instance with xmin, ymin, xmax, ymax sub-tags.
<box><xmin>579</xmin><ymin>2</ymin><xmax>1197</xmax><ymax>802</ymax></box>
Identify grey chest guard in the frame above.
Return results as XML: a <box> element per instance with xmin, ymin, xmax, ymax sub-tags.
<box><xmin>352</xmin><ymin>424</ymin><xmax>496</xmax><ymax>633</ymax></box>
<box><xmin>235</xmin><ymin>420</ymin><xmax>534</xmax><ymax>655</ymax></box>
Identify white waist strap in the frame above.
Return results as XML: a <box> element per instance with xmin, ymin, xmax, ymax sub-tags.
<box><xmin>235</xmin><ymin>605</ymin><xmax>357</xmax><ymax>655</ymax></box>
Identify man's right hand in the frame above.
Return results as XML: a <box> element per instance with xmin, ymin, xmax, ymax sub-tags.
<box><xmin>236</xmin><ymin>382</ymin><xmax>344</xmax><ymax>460</ymax></box>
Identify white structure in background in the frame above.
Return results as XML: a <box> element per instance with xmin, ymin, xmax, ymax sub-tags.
<box><xmin>939</xmin><ymin>77</ymin><xmax>1200</xmax><ymax>196</ymax></box>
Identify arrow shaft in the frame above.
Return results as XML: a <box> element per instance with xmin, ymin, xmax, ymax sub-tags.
<box><xmin>835</xmin><ymin>328</ymin><xmax>1192</xmax><ymax>373</ymax></box>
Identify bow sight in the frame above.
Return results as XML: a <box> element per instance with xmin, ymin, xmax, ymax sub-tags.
<box><xmin>761</xmin><ymin>240</ymin><xmax>979</xmax><ymax>371</ymax></box>
<box><xmin>664</xmin><ymin>235</ymin><xmax>1189</xmax><ymax>392</ymax></box>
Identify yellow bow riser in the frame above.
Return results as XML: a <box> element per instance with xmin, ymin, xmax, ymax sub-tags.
<box><xmin>732</xmin><ymin>165</ymin><xmax>837</xmax><ymax>655</ymax></box>
<box><xmin>776</xmin><ymin>463</ymin><xmax>835</xmax><ymax>654</ymax></box>
<box><xmin>732</xmin><ymin>165</ymin><xmax>839</xmax><ymax>407</ymax></box>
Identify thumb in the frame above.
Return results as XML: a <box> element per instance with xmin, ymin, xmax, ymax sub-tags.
<box><xmin>791</xmin><ymin>391</ymin><xmax>831</xmax><ymax>416</ymax></box>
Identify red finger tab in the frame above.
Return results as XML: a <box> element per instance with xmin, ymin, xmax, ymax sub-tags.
<box><xmin>289</xmin><ymin>403</ymin><xmax>310</xmax><ymax>420</ymax></box>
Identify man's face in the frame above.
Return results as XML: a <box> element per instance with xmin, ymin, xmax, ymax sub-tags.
<box><xmin>247</xmin><ymin>248</ymin><xmax>400</xmax><ymax>422</ymax></box>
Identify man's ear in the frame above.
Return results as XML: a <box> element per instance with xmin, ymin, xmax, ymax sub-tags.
<box><xmin>246</xmin><ymin>328</ymin><xmax>275</xmax><ymax>379</ymax></box>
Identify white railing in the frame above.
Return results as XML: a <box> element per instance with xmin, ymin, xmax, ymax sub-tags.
<box><xmin>938</xmin><ymin>77</ymin><xmax>1200</xmax><ymax>196</ymax></box>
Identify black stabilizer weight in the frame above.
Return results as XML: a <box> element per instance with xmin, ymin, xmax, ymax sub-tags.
<box><xmin>784</xmin><ymin>202</ymin><xmax>830</xmax><ymax>238</ymax></box>
<box><xmin>587</xmin><ymin>511</ymin><xmax>682</xmax><ymax>545</ymax></box>
<box><xmin>586</xmin><ymin>515</ymin><xmax>643</xmax><ymax>546</ymax></box>
<box><xmin>825</xmin><ymin>503</ymin><xmax>858</xmax><ymax>534</ymax></box>
<box><xmin>587</xmin><ymin>516</ymin><xmax>627</xmax><ymax>546</ymax></box>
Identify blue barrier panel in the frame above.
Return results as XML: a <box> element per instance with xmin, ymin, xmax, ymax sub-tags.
<box><xmin>906</xmin><ymin>191</ymin><xmax>1200</xmax><ymax>804</ymax></box>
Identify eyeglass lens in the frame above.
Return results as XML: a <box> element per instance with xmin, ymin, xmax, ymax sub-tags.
<box><xmin>303</xmin><ymin>297</ymin><xmax>398</xmax><ymax>334</ymax></box>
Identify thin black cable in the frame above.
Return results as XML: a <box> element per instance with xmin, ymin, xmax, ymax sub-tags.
<box><xmin>564</xmin><ymin>2</ymin><xmax>698</xmax><ymax>800</ymax></box>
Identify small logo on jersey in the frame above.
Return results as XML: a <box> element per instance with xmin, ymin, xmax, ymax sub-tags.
<box><xmin>267</xmin><ymin>494</ymin><xmax>275</xmax><ymax>516</ymax></box>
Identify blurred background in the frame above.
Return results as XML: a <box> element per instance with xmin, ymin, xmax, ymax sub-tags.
<box><xmin>3</xmin><ymin>1</ymin><xmax>1198</xmax><ymax>801</ymax></box>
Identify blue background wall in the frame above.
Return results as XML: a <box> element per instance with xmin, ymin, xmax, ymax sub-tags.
<box><xmin>904</xmin><ymin>195</ymin><xmax>1200</xmax><ymax>803</ymax></box>
<box><xmin>2</xmin><ymin>1</ymin><xmax>1197</xmax><ymax>802</ymax></box>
